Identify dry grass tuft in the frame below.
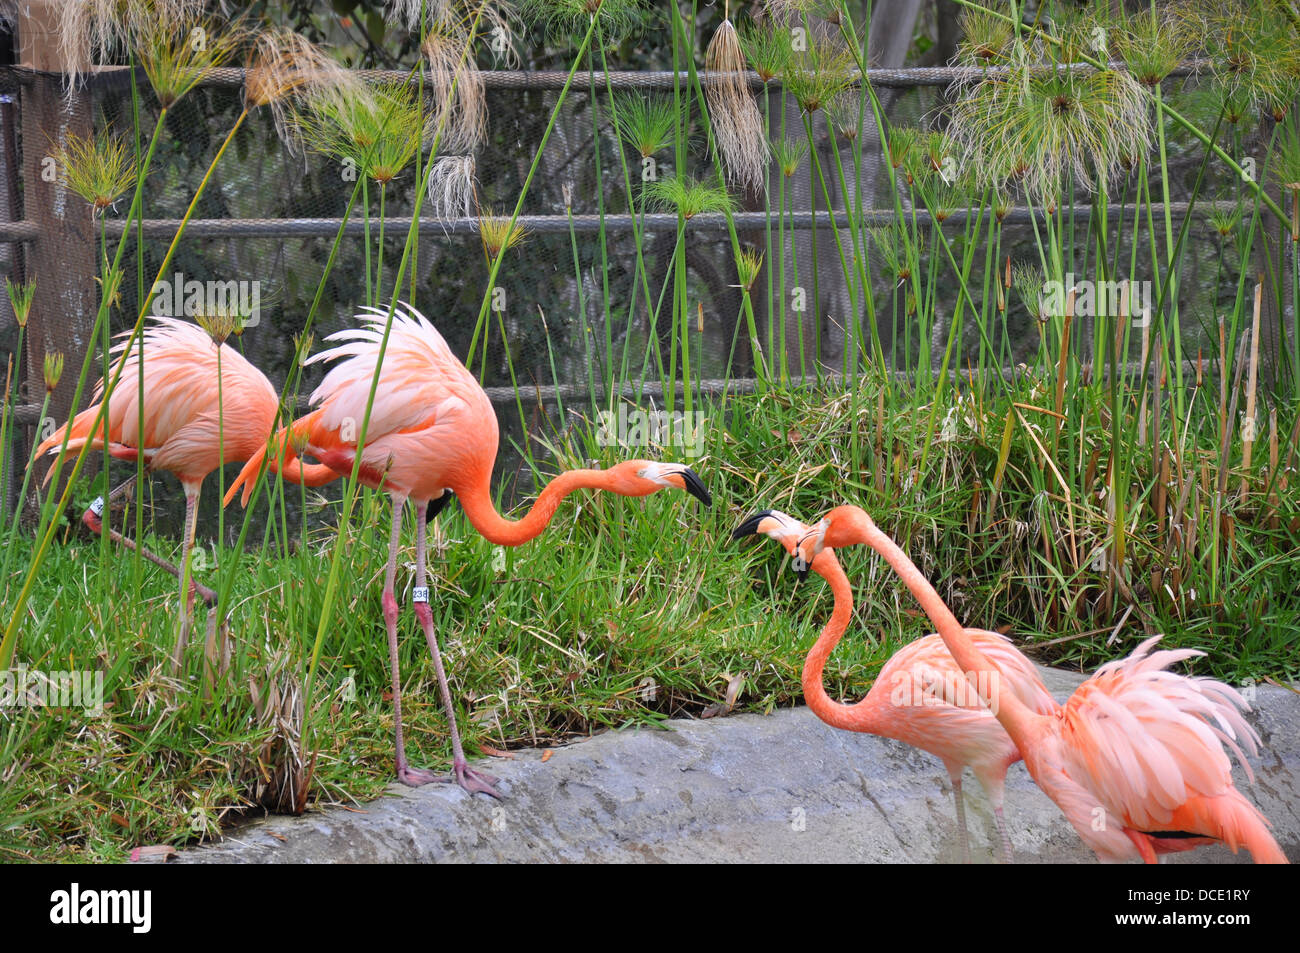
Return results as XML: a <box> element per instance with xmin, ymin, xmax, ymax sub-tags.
<box><xmin>423</xmin><ymin>22</ymin><xmax>487</xmax><ymax>156</ymax></box>
<box><xmin>52</xmin><ymin>0</ymin><xmax>205</xmax><ymax>94</ymax></box>
<box><xmin>426</xmin><ymin>155</ymin><xmax>479</xmax><ymax>220</ymax></box>
<box><xmin>705</xmin><ymin>15</ymin><xmax>769</xmax><ymax>193</ymax></box>
<box><xmin>245</xmin><ymin>29</ymin><xmax>362</xmax><ymax>154</ymax></box>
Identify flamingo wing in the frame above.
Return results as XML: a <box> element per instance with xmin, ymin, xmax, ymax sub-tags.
<box><xmin>967</xmin><ymin>631</ymin><xmax>1059</xmax><ymax>716</ymax></box>
<box><xmin>37</xmin><ymin>317</ymin><xmax>276</xmax><ymax>484</ymax></box>
<box><xmin>872</xmin><ymin>632</ymin><xmax>1047</xmax><ymax>780</ymax></box>
<box><xmin>295</xmin><ymin>305</ymin><xmax>494</xmax><ymax>499</ymax></box>
<box><xmin>884</xmin><ymin>630</ymin><xmax>1058</xmax><ymax>717</ymax></box>
<box><xmin>306</xmin><ymin>306</ymin><xmax>486</xmax><ymax>438</ymax></box>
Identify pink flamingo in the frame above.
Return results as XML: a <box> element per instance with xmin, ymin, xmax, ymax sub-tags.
<box><xmin>36</xmin><ymin>317</ymin><xmax>335</xmax><ymax>668</ymax></box>
<box><xmin>800</xmin><ymin>505</ymin><xmax>1288</xmax><ymax>864</ymax></box>
<box><xmin>735</xmin><ymin>508</ymin><xmax>1055</xmax><ymax>862</ymax></box>
<box><xmin>226</xmin><ymin>303</ymin><xmax>711</xmax><ymax>797</ymax></box>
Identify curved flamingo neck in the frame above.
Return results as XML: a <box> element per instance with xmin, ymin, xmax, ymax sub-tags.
<box><xmin>851</xmin><ymin>516</ymin><xmax>1040</xmax><ymax>740</ymax></box>
<box><xmin>455</xmin><ymin>469</ymin><xmax>615</xmax><ymax>546</ymax></box>
<box><xmin>281</xmin><ymin>458</ymin><xmax>342</xmax><ymax>488</ymax></box>
<box><xmin>800</xmin><ymin>554</ymin><xmax>882</xmax><ymax>733</ymax></box>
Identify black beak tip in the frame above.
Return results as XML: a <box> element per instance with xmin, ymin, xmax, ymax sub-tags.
<box><xmin>732</xmin><ymin>509</ymin><xmax>775</xmax><ymax>541</ymax></box>
<box><xmin>680</xmin><ymin>467</ymin><xmax>712</xmax><ymax>508</ymax></box>
<box><xmin>425</xmin><ymin>489</ymin><xmax>456</xmax><ymax>522</ymax></box>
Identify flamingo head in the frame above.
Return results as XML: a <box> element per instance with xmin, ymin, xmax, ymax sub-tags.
<box><xmin>796</xmin><ymin>505</ymin><xmax>875</xmax><ymax>562</ymax></box>
<box><xmin>731</xmin><ymin>509</ymin><xmax>813</xmax><ymax>580</ymax></box>
<box><xmin>607</xmin><ymin>461</ymin><xmax>712</xmax><ymax>507</ymax></box>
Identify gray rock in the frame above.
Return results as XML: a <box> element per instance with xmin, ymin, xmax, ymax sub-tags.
<box><xmin>181</xmin><ymin>670</ymin><xmax>1299</xmax><ymax>864</ymax></box>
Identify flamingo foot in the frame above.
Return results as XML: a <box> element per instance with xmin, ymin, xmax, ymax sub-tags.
<box><xmin>453</xmin><ymin>761</ymin><xmax>502</xmax><ymax>799</ymax></box>
<box><xmin>395</xmin><ymin>761</ymin><xmax>501</xmax><ymax>798</ymax></box>
<box><xmin>397</xmin><ymin>765</ymin><xmax>447</xmax><ymax>787</ymax></box>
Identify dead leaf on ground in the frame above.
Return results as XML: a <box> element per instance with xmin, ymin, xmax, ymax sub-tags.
<box><xmin>701</xmin><ymin>672</ymin><xmax>745</xmax><ymax>719</ymax></box>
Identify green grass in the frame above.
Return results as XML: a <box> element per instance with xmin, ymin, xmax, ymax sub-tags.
<box><xmin>0</xmin><ymin>425</ymin><xmax>859</xmax><ymax>861</ymax></box>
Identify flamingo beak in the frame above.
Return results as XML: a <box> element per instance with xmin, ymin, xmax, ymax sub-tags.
<box><xmin>425</xmin><ymin>489</ymin><xmax>455</xmax><ymax>522</ymax></box>
<box><xmin>731</xmin><ymin>509</ymin><xmax>775</xmax><ymax>540</ymax></box>
<box><xmin>673</xmin><ymin>467</ymin><xmax>712</xmax><ymax>507</ymax></box>
<box><xmin>735</xmin><ymin>510</ymin><xmax>811</xmax><ymax>581</ymax></box>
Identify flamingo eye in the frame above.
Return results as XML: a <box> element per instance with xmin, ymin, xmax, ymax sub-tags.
<box><xmin>635</xmin><ymin>464</ymin><xmax>670</xmax><ymax>487</ymax></box>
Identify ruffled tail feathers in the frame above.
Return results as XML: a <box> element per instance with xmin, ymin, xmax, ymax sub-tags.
<box><xmin>33</xmin><ymin>408</ymin><xmax>110</xmax><ymax>486</ymax></box>
<box><xmin>223</xmin><ymin>417</ymin><xmax>340</xmax><ymax>507</ymax></box>
<box><xmin>224</xmin><ymin>436</ymin><xmax>279</xmax><ymax>507</ymax></box>
<box><xmin>1213</xmin><ymin>792</ymin><xmax>1290</xmax><ymax>864</ymax></box>
<box><xmin>1158</xmin><ymin>790</ymin><xmax>1291</xmax><ymax>865</ymax></box>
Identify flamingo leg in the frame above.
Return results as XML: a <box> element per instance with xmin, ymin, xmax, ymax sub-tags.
<box><xmin>83</xmin><ymin>477</ymin><xmax>217</xmax><ymax>605</ymax></box>
<box><xmin>950</xmin><ymin>773</ymin><xmax>971</xmax><ymax>864</ymax></box>
<box><xmin>413</xmin><ymin>503</ymin><xmax>501</xmax><ymax>799</ymax></box>
<box><xmin>169</xmin><ymin>487</ymin><xmax>200</xmax><ymax>672</ymax></box>
<box><xmin>993</xmin><ymin>806</ymin><xmax>1015</xmax><ymax>864</ymax></box>
<box><xmin>383</xmin><ymin>502</ymin><xmax>442</xmax><ymax>786</ymax></box>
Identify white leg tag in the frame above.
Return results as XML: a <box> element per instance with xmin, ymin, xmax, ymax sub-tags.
<box><xmin>412</xmin><ymin>586</ymin><xmax>430</xmax><ymax>604</ymax></box>
<box><xmin>88</xmin><ymin>497</ymin><xmax>105</xmax><ymax>517</ymax></box>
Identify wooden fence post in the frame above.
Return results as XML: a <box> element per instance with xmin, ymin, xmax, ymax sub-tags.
<box><xmin>16</xmin><ymin>0</ymin><xmax>97</xmax><ymax>510</ymax></box>
<box><xmin>1</xmin><ymin>18</ymin><xmax>21</xmax><ymax>521</ymax></box>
